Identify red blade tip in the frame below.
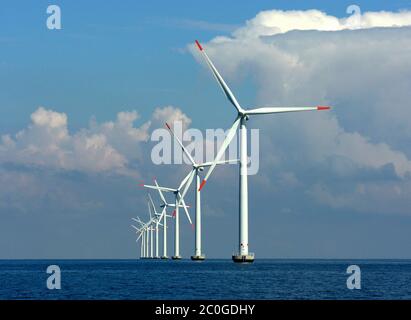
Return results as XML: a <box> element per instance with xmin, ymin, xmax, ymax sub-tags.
<box><xmin>195</xmin><ymin>40</ymin><xmax>203</xmax><ymax>51</ymax></box>
<box><xmin>198</xmin><ymin>179</ymin><xmax>207</xmax><ymax>191</ymax></box>
<box><xmin>317</xmin><ymin>106</ymin><xmax>330</xmax><ymax>111</ymax></box>
<box><xmin>165</xmin><ymin>122</ymin><xmax>171</xmax><ymax>130</ymax></box>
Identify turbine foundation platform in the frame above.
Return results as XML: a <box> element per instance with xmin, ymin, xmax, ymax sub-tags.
<box><xmin>160</xmin><ymin>256</ymin><xmax>169</xmax><ymax>260</ymax></box>
<box><xmin>191</xmin><ymin>255</ymin><xmax>206</xmax><ymax>261</ymax></box>
<box><xmin>171</xmin><ymin>255</ymin><xmax>182</xmax><ymax>260</ymax></box>
<box><xmin>232</xmin><ymin>253</ymin><xmax>254</xmax><ymax>263</ymax></box>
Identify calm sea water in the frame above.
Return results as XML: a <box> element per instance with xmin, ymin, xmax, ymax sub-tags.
<box><xmin>0</xmin><ymin>259</ymin><xmax>410</xmax><ymax>300</ymax></box>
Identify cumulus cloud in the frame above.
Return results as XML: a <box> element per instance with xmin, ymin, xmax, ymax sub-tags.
<box><xmin>193</xmin><ymin>9</ymin><xmax>411</xmax><ymax>213</ymax></box>
<box><xmin>232</xmin><ymin>9</ymin><xmax>411</xmax><ymax>38</ymax></box>
<box><xmin>151</xmin><ymin>105</ymin><xmax>192</xmax><ymax>130</ymax></box>
<box><xmin>0</xmin><ymin>106</ymin><xmax>191</xmax><ymax>175</ymax></box>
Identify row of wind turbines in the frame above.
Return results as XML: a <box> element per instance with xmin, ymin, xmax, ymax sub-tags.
<box><xmin>131</xmin><ymin>40</ymin><xmax>330</xmax><ymax>262</ymax></box>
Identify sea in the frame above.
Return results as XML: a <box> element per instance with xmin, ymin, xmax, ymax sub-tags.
<box><xmin>0</xmin><ymin>259</ymin><xmax>410</xmax><ymax>300</ymax></box>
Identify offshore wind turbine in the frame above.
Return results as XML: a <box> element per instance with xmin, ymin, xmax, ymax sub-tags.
<box><xmin>142</xmin><ymin>178</ymin><xmax>193</xmax><ymax>260</ymax></box>
<box><xmin>149</xmin><ymin>181</ymin><xmax>180</xmax><ymax>259</ymax></box>
<box><xmin>194</xmin><ymin>40</ymin><xmax>331</xmax><ymax>263</ymax></box>
<box><xmin>131</xmin><ymin>217</ymin><xmax>148</xmax><ymax>258</ymax></box>
<box><xmin>137</xmin><ymin>198</ymin><xmax>164</xmax><ymax>260</ymax></box>
<box><xmin>147</xmin><ymin>199</ymin><xmax>155</xmax><ymax>259</ymax></box>
<box><xmin>148</xmin><ymin>194</ymin><xmax>165</xmax><ymax>259</ymax></box>
<box><xmin>134</xmin><ymin>217</ymin><xmax>151</xmax><ymax>259</ymax></box>
<box><xmin>131</xmin><ymin>224</ymin><xmax>145</xmax><ymax>258</ymax></box>
<box><xmin>133</xmin><ymin>214</ymin><xmax>155</xmax><ymax>259</ymax></box>
<box><xmin>166</xmin><ymin>122</ymin><xmax>238</xmax><ymax>260</ymax></box>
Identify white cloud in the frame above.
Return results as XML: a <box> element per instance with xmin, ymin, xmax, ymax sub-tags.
<box><xmin>195</xmin><ymin>10</ymin><xmax>411</xmax><ymax>179</ymax></box>
<box><xmin>151</xmin><ymin>105</ymin><xmax>192</xmax><ymax>130</ymax></box>
<box><xmin>232</xmin><ymin>9</ymin><xmax>411</xmax><ymax>38</ymax></box>
<box><xmin>0</xmin><ymin>106</ymin><xmax>191</xmax><ymax>175</ymax></box>
<box><xmin>31</xmin><ymin>107</ymin><xmax>68</xmax><ymax>129</ymax></box>
<box><xmin>193</xmin><ymin>9</ymin><xmax>411</xmax><ymax>213</ymax></box>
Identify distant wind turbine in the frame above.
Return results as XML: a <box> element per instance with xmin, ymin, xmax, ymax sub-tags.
<box><xmin>166</xmin><ymin>122</ymin><xmax>238</xmax><ymax>260</ymax></box>
<box><xmin>142</xmin><ymin>178</ymin><xmax>192</xmax><ymax>260</ymax></box>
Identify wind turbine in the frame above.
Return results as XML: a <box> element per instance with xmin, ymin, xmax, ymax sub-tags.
<box><xmin>132</xmin><ymin>216</ymin><xmax>153</xmax><ymax>259</ymax></box>
<box><xmin>165</xmin><ymin>122</ymin><xmax>238</xmax><ymax>260</ymax></box>
<box><xmin>142</xmin><ymin>178</ymin><xmax>193</xmax><ymax>260</ymax></box>
<box><xmin>147</xmin><ymin>200</ymin><xmax>155</xmax><ymax>259</ymax></box>
<box><xmin>194</xmin><ymin>40</ymin><xmax>331</xmax><ymax>263</ymax></box>
<box><xmin>131</xmin><ymin>224</ymin><xmax>145</xmax><ymax>258</ymax></box>
<box><xmin>131</xmin><ymin>217</ymin><xmax>148</xmax><ymax>259</ymax></box>
<box><xmin>147</xmin><ymin>180</ymin><xmax>180</xmax><ymax>259</ymax></box>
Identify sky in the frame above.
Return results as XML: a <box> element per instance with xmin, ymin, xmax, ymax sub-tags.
<box><xmin>1</xmin><ymin>0</ymin><xmax>411</xmax><ymax>259</ymax></box>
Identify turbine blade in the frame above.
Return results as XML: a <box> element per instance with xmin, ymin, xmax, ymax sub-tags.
<box><xmin>199</xmin><ymin>116</ymin><xmax>241</xmax><ymax>190</ymax></box>
<box><xmin>199</xmin><ymin>159</ymin><xmax>239</xmax><ymax>167</ymax></box>
<box><xmin>195</xmin><ymin>40</ymin><xmax>243</xmax><ymax>113</ymax></box>
<box><xmin>166</xmin><ymin>122</ymin><xmax>196</xmax><ymax>166</ymax></box>
<box><xmin>175</xmin><ymin>169</ymin><xmax>196</xmax><ymax>209</ymax></box>
<box><xmin>154</xmin><ymin>179</ymin><xmax>168</xmax><ymax>205</ymax></box>
<box><xmin>148</xmin><ymin>193</ymin><xmax>157</xmax><ymax>215</ymax></box>
<box><xmin>143</xmin><ymin>184</ymin><xmax>176</xmax><ymax>193</ymax></box>
<box><xmin>157</xmin><ymin>207</ymin><xmax>166</xmax><ymax>223</ymax></box>
<box><xmin>181</xmin><ymin>170</ymin><xmax>196</xmax><ymax>200</ymax></box>
<box><xmin>179</xmin><ymin>193</ymin><xmax>193</xmax><ymax>225</ymax></box>
<box><xmin>178</xmin><ymin>170</ymin><xmax>194</xmax><ymax>191</ymax></box>
<box><xmin>147</xmin><ymin>200</ymin><xmax>152</xmax><ymax>220</ymax></box>
<box><xmin>245</xmin><ymin>106</ymin><xmax>331</xmax><ymax>115</ymax></box>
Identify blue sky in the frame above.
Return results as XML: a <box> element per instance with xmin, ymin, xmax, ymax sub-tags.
<box><xmin>2</xmin><ymin>0</ymin><xmax>410</xmax><ymax>131</ymax></box>
<box><xmin>1</xmin><ymin>1</ymin><xmax>411</xmax><ymax>259</ymax></box>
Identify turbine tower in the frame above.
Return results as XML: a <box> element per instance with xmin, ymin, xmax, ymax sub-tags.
<box><xmin>148</xmin><ymin>203</ymin><xmax>154</xmax><ymax>259</ymax></box>
<box><xmin>133</xmin><ymin>216</ymin><xmax>155</xmax><ymax>259</ymax></box>
<box><xmin>148</xmin><ymin>194</ymin><xmax>165</xmax><ymax>259</ymax></box>
<box><xmin>166</xmin><ymin>122</ymin><xmax>238</xmax><ymax>261</ymax></box>
<box><xmin>146</xmin><ymin>181</ymin><xmax>178</xmax><ymax>259</ymax></box>
<box><xmin>131</xmin><ymin>217</ymin><xmax>148</xmax><ymax>259</ymax></box>
<box><xmin>131</xmin><ymin>223</ymin><xmax>145</xmax><ymax>258</ymax></box>
<box><xmin>142</xmin><ymin>178</ymin><xmax>192</xmax><ymax>260</ymax></box>
<box><xmin>194</xmin><ymin>40</ymin><xmax>331</xmax><ymax>263</ymax></box>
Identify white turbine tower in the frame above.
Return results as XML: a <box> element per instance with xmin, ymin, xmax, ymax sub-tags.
<box><xmin>131</xmin><ymin>217</ymin><xmax>148</xmax><ymax>259</ymax></box>
<box><xmin>133</xmin><ymin>217</ymin><xmax>154</xmax><ymax>259</ymax></box>
<box><xmin>148</xmin><ymin>194</ymin><xmax>165</xmax><ymax>259</ymax></box>
<box><xmin>166</xmin><ymin>122</ymin><xmax>238</xmax><ymax>260</ymax></box>
<box><xmin>131</xmin><ymin>224</ymin><xmax>145</xmax><ymax>258</ymax></box>
<box><xmin>142</xmin><ymin>178</ymin><xmax>193</xmax><ymax>260</ymax></box>
<box><xmin>147</xmin><ymin>200</ymin><xmax>155</xmax><ymax>259</ymax></box>
<box><xmin>194</xmin><ymin>40</ymin><xmax>331</xmax><ymax>263</ymax></box>
<box><xmin>147</xmin><ymin>180</ymin><xmax>180</xmax><ymax>259</ymax></box>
